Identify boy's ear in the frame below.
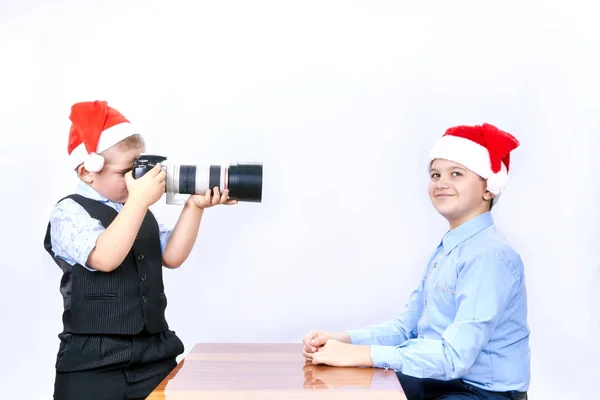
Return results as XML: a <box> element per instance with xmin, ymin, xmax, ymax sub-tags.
<box><xmin>483</xmin><ymin>190</ymin><xmax>495</xmax><ymax>201</ymax></box>
<box><xmin>76</xmin><ymin>164</ymin><xmax>94</xmax><ymax>183</ymax></box>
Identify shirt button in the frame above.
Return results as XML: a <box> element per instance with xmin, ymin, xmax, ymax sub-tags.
<box><xmin>137</xmin><ymin>254</ymin><xmax>145</xmax><ymax>261</ymax></box>
<box><xmin>142</xmin><ymin>296</ymin><xmax>147</xmax><ymax>303</ymax></box>
<box><xmin>140</xmin><ymin>275</ymin><xmax>147</xmax><ymax>282</ymax></box>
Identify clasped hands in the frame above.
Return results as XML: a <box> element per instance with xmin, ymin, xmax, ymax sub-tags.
<box><xmin>302</xmin><ymin>330</ymin><xmax>373</xmax><ymax>368</ymax></box>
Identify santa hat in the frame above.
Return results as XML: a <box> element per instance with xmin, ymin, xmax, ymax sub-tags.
<box><xmin>428</xmin><ymin>123</ymin><xmax>519</xmax><ymax>197</ymax></box>
<box><xmin>67</xmin><ymin>100</ymin><xmax>140</xmax><ymax>172</ymax></box>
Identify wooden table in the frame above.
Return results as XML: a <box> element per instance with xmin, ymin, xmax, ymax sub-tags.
<box><xmin>147</xmin><ymin>343</ymin><xmax>407</xmax><ymax>399</ymax></box>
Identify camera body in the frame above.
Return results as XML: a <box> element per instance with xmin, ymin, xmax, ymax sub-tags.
<box><xmin>132</xmin><ymin>154</ymin><xmax>263</xmax><ymax>204</ymax></box>
<box><xmin>132</xmin><ymin>154</ymin><xmax>168</xmax><ymax>179</ymax></box>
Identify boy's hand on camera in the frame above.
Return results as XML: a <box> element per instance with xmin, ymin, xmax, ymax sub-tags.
<box><xmin>125</xmin><ymin>164</ymin><xmax>166</xmax><ymax>208</ymax></box>
<box><xmin>189</xmin><ymin>186</ymin><xmax>238</xmax><ymax>209</ymax></box>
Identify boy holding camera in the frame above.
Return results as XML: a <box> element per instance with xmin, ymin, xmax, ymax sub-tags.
<box><xmin>44</xmin><ymin>100</ymin><xmax>236</xmax><ymax>400</ymax></box>
<box><xmin>302</xmin><ymin>124</ymin><xmax>530</xmax><ymax>400</ymax></box>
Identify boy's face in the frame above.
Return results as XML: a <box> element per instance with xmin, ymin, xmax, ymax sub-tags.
<box><xmin>78</xmin><ymin>145</ymin><xmax>144</xmax><ymax>204</ymax></box>
<box><xmin>428</xmin><ymin>159</ymin><xmax>494</xmax><ymax>229</ymax></box>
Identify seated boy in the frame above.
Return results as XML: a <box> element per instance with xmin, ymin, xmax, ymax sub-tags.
<box><xmin>44</xmin><ymin>100</ymin><xmax>236</xmax><ymax>400</ymax></box>
<box><xmin>302</xmin><ymin>123</ymin><xmax>530</xmax><ymax>400</ymax></box>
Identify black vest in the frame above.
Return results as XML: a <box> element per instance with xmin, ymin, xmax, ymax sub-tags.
<box><xmin>44</xmin><ymin>194</ymin><xmax>169</xmax><ymax>335</ymax></box>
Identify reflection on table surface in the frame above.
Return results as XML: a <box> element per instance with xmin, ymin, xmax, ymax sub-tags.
<box><xmin>147</xmin><ymin>343</ymin><xmax>407</xmax><ymax>399</ymax></box>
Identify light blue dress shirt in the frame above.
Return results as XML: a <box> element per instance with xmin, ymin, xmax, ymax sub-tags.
<box><xmin>347</xmin><ymin>212</ymin><xmax>530</xmax><ymax>392</ymax></box>
<box><xmin>48</xmin><ymin>181</ymin><xmax>172</xmax><ymax>271</ymax></box>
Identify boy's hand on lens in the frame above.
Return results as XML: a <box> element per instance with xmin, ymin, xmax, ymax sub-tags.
<box><xmin>189</xmin><ymin>186</ymin><xmax>238</xmax><ymax>209</ymax></box>
<box><xmin>125</xmin><ymin>164</ymin><xmax>166</xmax><ymax>208</ymax></box>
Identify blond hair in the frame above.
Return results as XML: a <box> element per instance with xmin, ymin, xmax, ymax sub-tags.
<box><xmin>100</xmin><ymin>134</ymin><xmax>146</xmax><ymax>162</ymax></box>
<box><xmin>105</xmin><ymin>134</ymin><xmax>145</xmax><ymax>153</ymax></box>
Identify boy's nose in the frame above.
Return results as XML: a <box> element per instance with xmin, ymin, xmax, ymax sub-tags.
<box><xmin>436</xmin><ymin>177</ymin><xmax>450</xmax><ymax>189</ymax></box>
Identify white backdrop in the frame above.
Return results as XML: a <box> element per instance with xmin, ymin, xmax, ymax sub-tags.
<box><xmin>1</xmin><ymin>0</ymin><xmax>598</xmax><ymax>399</ymax></box>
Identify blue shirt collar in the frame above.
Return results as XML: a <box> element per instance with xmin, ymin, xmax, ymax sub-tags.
<box><xmin>74</xmin><ymin>180</ymin><xmax>112</xmax><ymax>204</ymax></box>
<box><xmin>440</xmin><ymin>212</ymin><xmax>494</xmax><ymax>255</ymax></box>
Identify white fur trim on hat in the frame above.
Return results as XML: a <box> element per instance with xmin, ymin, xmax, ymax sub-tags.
<box><xmin>96</xmin><ymin>122</ymin><xmax>139</xmax><ymax>153</ymax></box>
<box><xmin>69</xmin><ymin>122</ymin><xmax>139</xmax><ymax>170</ymax></box>
<box><xmin>429</xmin><ymin>134</ymin><xmax>509</xmax><ymax>195</ymax></box>
<box><xmin>69</xmin><ymin>143</ymin><xmax>90</xmax><ymax>169</ymax></box>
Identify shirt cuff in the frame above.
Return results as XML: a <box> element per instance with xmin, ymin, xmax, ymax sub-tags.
<box><xmin>160</xmin><ymin>229</ymin><xmax>173</xmax><ymax>253</ymax></box>
<box><xmin>346</xmin><ymin>329</ymin><xmax>373</xmax><ymax>345</ymax></box>
<box><xmin>74</xmin><ymin>229</ymin><xmax>103</xmax><ymax>270</ymax></box>
<box><xmin>370</xmin><ymin>345</ymin><xmax>402</xmax><ymax>371</ymax></box>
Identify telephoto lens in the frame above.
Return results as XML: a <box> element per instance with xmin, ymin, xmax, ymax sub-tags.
<box><xmin>132</xmin><ymin>155</ymin><xmax>263</xmax><ymax>203</ymax></box>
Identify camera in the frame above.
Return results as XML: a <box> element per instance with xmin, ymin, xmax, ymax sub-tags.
<box><xmin>132</xmin><ymin>154</ymin><xmax>262</xmax><ymax>204</ymax></box>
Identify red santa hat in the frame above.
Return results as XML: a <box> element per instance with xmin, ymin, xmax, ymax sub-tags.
<box><xmin>67</xmin><ymin>100</ymin><xmax>140</xmax><ymax>172</ymax></box>
<box><xmin>429</xmin><ymin>123</ymin><xmax>519</xmax><ymax>196</ymax></box>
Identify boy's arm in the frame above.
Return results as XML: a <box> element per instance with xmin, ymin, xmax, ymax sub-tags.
<box><xmin>305</xmin><ymin>285</ymin><xmax>424</xmax><ymax>364</ymax></box>
<box><xmin>368</xmin><ymin>251</ymin><xmax>518</xmax><ymax>378</ymax></box>
<box><xmin>345</xmin><ymin>281</ymin><xmax>425</xmax><ymax>346</ymax></box>
<box><xmin>161</xmin><ymin>187</ymin><xmax>236</xmax><ymax>269</ymax></box>
<box><xmin>344</xmin><ymin>266</ymin><xmax>430</xmax><ymax>346</ymax></box>
<box><xmin>86</xmin><ymin>197</ymin><xmax>148</xmax><ymax>272</ymax></box>
<box><xmin>49</xmin><ymin>199</ymin><xmax>106</xmax><ymax>270</ymax></box>
<box><xmin>86</xmin><ymin>168</ymin><xmax>166</xmax><ymax>272</ymax></box>
<box><xmin>161</xmin><ymin>200</ymin><xmax>204</xmax><ymax>268</ymax></box>
<box><xmin>49</xmin><ymin>196</ymin><xmax>151</xmax><ymax>272</ymax></box>
<box><xmin>48</xmin><ymin>165</ymin><xmax>167</xmax><ymax>272</ymax></box>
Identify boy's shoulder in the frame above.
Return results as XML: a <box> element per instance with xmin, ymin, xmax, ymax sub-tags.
<box><xmin>447</xmin><ymin>214</ymin><xmax>521</xmax><ymax>262</ymax></box>
<box><xmin>49</xmin><ymin>192</ymin><xmax>112</xmax><ymax>231</ymax></box>
<box><xmin>460</xmin><ymin>225</ymin><xmax>524</xmax><ymax>277</ymax></box>
<box><xmin>49</xmin><ymin>182</ymin><xmax>113</xmax><ymax>218</ymax></box>
<box><xmin>468</xmin><ymin>224</ymin><xmax>519</xmax><ymax>256</ymax></box>
<box><xmin>484</xmin><ymin>225</ymin><xmax>520</xmax><ymax>257</ymax></box>
<box><xmin>50</xmin><ymin>194</ymin><xmax>96</xmax><ymax>225</ymax></box>
<box><xmin>51</xmin><ymin>193</ymin><xmax>88</xmax><ymax>208</ymax></box>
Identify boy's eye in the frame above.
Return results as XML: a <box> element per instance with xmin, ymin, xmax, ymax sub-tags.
<box><xmin>452</xmin><ymin>171</ymin><xmax>462</xmax><ymax>177</ymax></box>
<box><xmin>430</xmin><ymin>173</ymin><xmax>440</xmax><ymax>178</ymax></box>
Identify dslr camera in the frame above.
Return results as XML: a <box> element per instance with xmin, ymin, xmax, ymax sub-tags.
<box><xmin>132</xmin><ymin>155</ymin><xmax>263</xmax><ymax>204</ymax></box>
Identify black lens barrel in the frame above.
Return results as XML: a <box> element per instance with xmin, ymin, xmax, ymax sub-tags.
<box><xmin>228</xmin><ymin>163</ymin><xmax>262</xmax><ymax>202</ymax></box>
<box><xmin>179</xmin><ymin>165</ymin><xmax>196</xmax><ymax>195</ymax></box>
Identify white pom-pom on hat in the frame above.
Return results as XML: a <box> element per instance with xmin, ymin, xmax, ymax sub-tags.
<box><xmin>485</xmin><ymin>169</ymin><xmax>509</xmax><ymax>195</ymax></box>
<box><xmin>83</xmin><ymin>152</ymin><xmax>105</xmax><ymax>172</ymax></box>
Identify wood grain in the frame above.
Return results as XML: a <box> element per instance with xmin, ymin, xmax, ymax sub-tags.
<box><xmin>147</xmin><ymin>343</ymin><xmax>406</xmax><ymax>399</ymax></box>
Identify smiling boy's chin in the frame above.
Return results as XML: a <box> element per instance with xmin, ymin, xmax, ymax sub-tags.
<box><xmin>433</xmin><ymin>203</ymin><xmax>453</xmax><ymax>214</ymax></box>
<box><xmin>431</xmin><ymin>197</ymin><xmax>460</xmax><ymax>213</ymax></box>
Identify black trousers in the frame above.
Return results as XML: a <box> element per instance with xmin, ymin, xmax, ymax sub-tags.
<box><xmin>53</xmin><ymin>329</ymin><xmax>184</xmax><ymax>400</ymax></box>
<box><xmin>396</xmin><ymin>372</ymin><xmax>528</xmax><ymax>400</ymax></box>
